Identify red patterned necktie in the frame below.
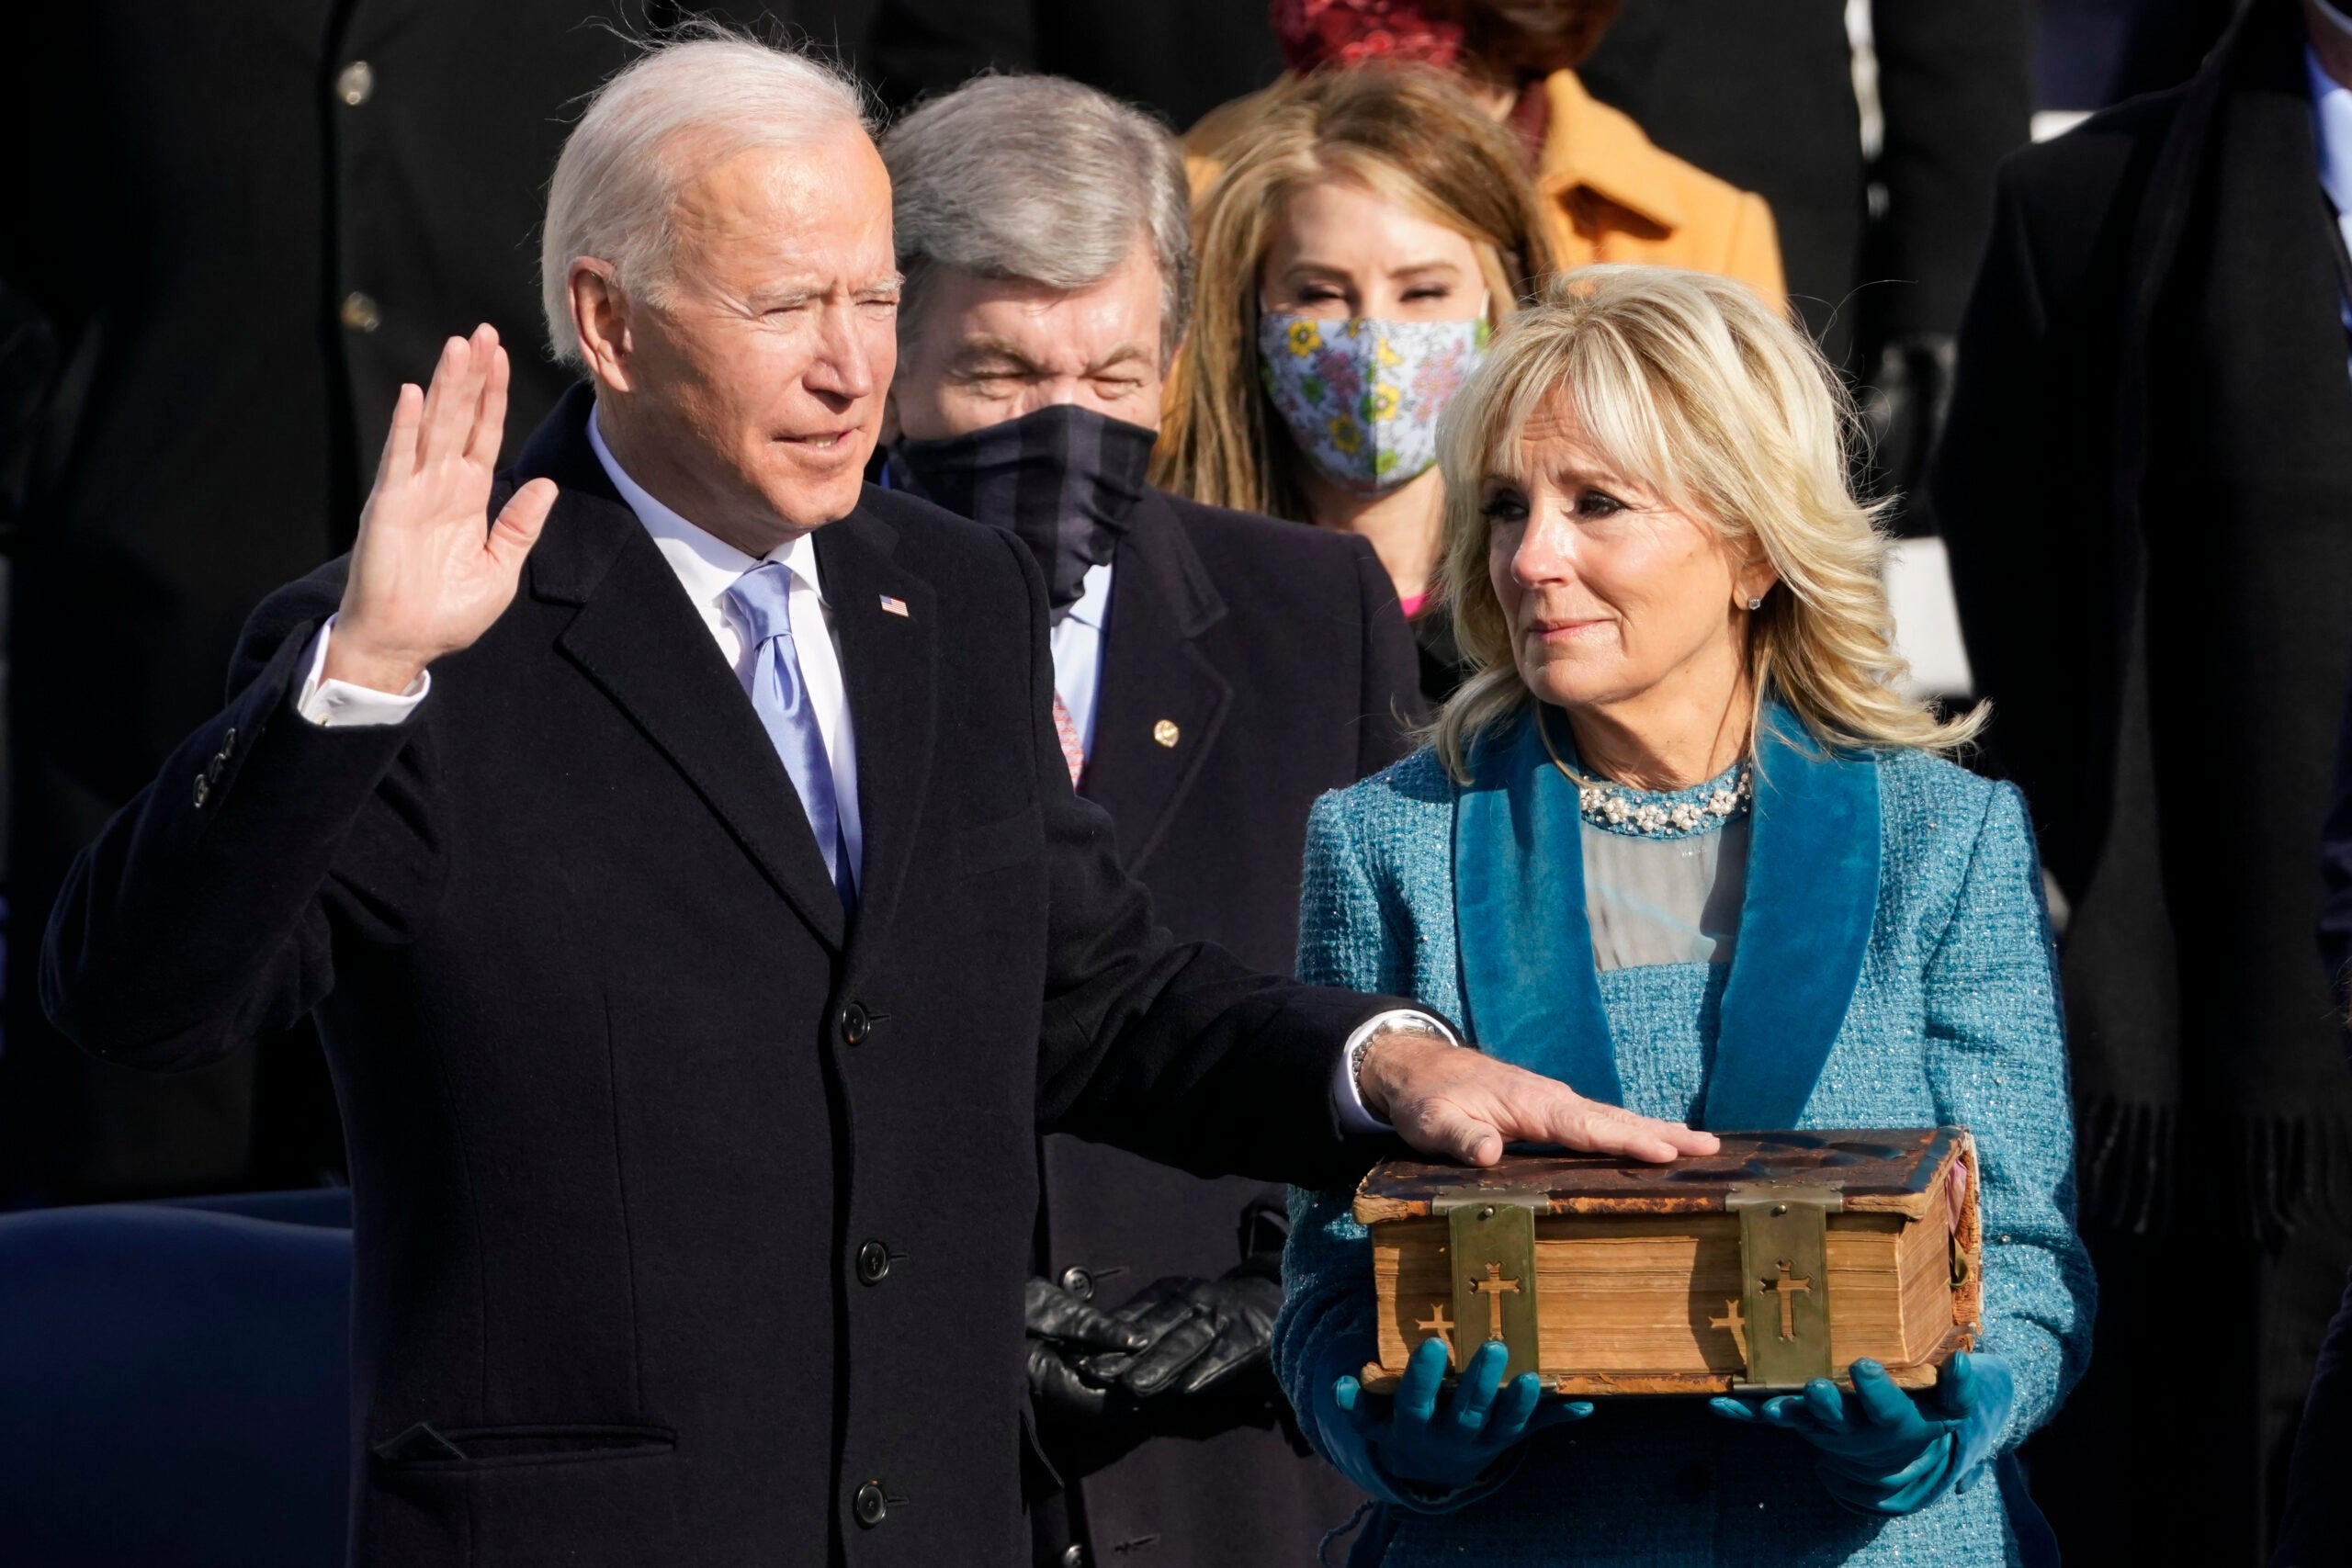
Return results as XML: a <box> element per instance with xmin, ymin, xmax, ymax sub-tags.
<box><xmin>1050</xmin><ymin>692</ymin><xmax>1086</xmax><ymax>787</ymax></box>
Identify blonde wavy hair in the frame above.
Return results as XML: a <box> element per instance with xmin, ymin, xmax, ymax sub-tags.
<box><xmin>1155</xmin><ymin>64</ymin><xmax>1555</xmax><ymax>515</ymax></box>
<box><xmin>1431</xmin><ymin>265</ymin><xmax>1984</xmax><ymax>780</ymax></box>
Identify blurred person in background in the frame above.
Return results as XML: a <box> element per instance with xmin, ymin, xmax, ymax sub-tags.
<box><xmin>1577</xmin><ymin>0</ymin><xmax>2031</xmax><ymax>528</ymax></box>
<box><xmin>1933</xmin><ymin>0</ymin><xmax>2352</xmax><ymax>1558</ymax></box>
<box><xmin>1186</xmin><ymin>1</ymin><xmax>1782</xmax><ymax>307</ymax></box>
<box><xmin>876</xmin><ymin>73</ymin><xmax>1424</xmax><ymax>1568</ymax></box>
<box><xmin>1156</xmin><ymin>66</ymin><xmax>1555</xmax><ymax>704</ymax></box>
<box><xmin>864</xmin><ymin>0</ymin><xmax>1280</xmax><ymax>129</ymax></box>
<box><xmin>0</xmin><ymin>1</ymin><xmax>763</xmax><ymax>1204</ymax></box>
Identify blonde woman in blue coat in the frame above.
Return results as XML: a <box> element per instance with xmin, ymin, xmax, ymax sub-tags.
<box><xmin>1280</xmin><ymin>265</ymin><xmax>2094</xmax><ymax>1567</ymax></box>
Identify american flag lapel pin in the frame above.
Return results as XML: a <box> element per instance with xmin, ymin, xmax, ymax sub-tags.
<box><xmin>878</xmin><ymin>594</ymin><xmax>910</xmax><ymax>618</ymax></box>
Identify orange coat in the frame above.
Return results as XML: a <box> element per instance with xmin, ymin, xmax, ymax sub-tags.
<box><xmin>1185</xmin><ymin>68</ymin><xmax>1785</xmax><ymax>305</ymax></box>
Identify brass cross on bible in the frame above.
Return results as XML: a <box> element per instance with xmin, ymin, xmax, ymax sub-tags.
<box><xmin>1469</xmin><ymin>1262</ymin><xmax>1521</xmax><ymax>1342</ymax></box>
<box><xmin>1709</xmin><ymin>1297</ymin><xmax>1747</xmax><ymax>1359</ymax></box>
<box><xmin>1415</xmin><ymin>1303</ymin><xmax>1457</xmax><ymax>1360</ymax></box>
<box><xmin>1762</xmin><ymin>1258</ymin><xmax>1811</xmax><ymax>1341</ymax></box>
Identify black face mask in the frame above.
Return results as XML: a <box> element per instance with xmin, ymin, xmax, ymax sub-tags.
<box><xmin>888</xmin><ymin>404</ymin><xmax>1156</xmax><ymax>615</ymax></box>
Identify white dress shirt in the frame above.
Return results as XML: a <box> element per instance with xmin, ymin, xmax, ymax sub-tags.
<box><xmin>295</xmin><ymin>412</ymin><xmax>1446</xmax><ymax>1124</ymax></box>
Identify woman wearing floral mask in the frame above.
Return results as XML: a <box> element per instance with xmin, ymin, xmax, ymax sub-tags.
<box><xmin>1156</xmin><ymin>65</ymin><xmax>1554</xmax><ymax>702</ymax></box>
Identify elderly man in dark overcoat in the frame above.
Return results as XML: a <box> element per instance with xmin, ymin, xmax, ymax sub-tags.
<box><xmin>875</xmin><ymin>75</ymin><xmax>1425</xmax><ymax>1567</ymax></box>
<box><xmin>1932</xmin><ymin>0</ymin><xmax>2352</xmax><ymax>1556</ymax></box>
<box><xmin>39</xmin><ymin>36</ymin><xmax>1712</xmax><ymax>1568</ymax></box>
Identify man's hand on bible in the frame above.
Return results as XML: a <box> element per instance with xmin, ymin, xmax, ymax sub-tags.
<box><xmin>326</xmin><ymin>323</ymin><xmax>559</xmax><ymax>695</ymax></box>
<box><xmin>1357</xmin><ymin>1023</ymin><xmax>1721</xmax><ymax>1167</ymax></box>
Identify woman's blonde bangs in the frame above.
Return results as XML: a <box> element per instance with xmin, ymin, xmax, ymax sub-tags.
<box><xmin>1430</xmin><ymin>265</ymin><xmax>1985</xmax><ymax>781</ymax></box>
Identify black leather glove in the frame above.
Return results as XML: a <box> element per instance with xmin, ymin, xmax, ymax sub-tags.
<box><xmin>1025</xmin><ymin>1275</ymin><xmax>1147</xmax><ymax>1422</ymax></box>
<box><xmin>1076</xmin><ymin>1268</ymin><xmax>1283</xmax><ymax>1407</ymax></box>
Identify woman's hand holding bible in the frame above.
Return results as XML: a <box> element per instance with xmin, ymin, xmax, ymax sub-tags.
<box><xmin>1330</xmin><ymin>1337</ymin><xmax>1591</xmax><ymax>1495</ymax></box>
<box><xmin>1709</xmin><ymin>1351</ymin><xmax>2017</xmax><ymax>1517</ymax></box>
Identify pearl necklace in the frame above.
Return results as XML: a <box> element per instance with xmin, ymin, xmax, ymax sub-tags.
<box><xmin>1534</xmin><ymin>709</ymin><xmax>1754</xmax><ymax>838</ymax></box>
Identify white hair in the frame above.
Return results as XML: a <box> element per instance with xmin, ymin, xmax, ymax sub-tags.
<box><xmin>540</xmin><ymin>35</ymin><xmax>870</xmax><ymax>367</ymax></box>
<box><xmin>880</xmin><ymin>75</ymin><xmax>1193</xmax><ymax>366</ymax></box>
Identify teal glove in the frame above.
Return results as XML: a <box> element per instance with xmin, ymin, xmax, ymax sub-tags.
<box><xmin>1332</xmin><ymin>1337</ymin><xmax>1592</xmax><ymax>1495</ymax></box>
<box><xmin>1709</xmin><ymin>1352</ymin><xmax>2015</xmax><ymax>1516</ymax></box>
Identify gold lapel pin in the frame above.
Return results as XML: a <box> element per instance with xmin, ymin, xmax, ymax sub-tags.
<box><xmin>1152</xmin><ymin>719</ymin><xmax>1181</xmax><ymax>748</ymax></box>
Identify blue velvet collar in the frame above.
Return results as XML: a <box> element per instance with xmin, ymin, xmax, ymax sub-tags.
<box><xmin>1451</xmin><ymin>701</ymin><xmax>1882</xmax><ymax>1131</ymax></box>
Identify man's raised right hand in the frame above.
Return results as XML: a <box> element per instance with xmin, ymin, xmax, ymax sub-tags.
<box><xmin>323</xmin><ymin>323</ymin><xmax>559</xmax><ymax>694</ymax></box>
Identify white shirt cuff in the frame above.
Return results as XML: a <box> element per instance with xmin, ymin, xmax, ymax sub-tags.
<box><xmin>1333</xmin><ymin>1009</ymin><xmax>1461</xmax><ymax>1134</ymax></box>
<box><xmin>296</xmin><ymin>615</ymin><xmax>430</xmax><ymax>728</ymax></box>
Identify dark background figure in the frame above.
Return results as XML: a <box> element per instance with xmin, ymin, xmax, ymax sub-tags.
<box><xmin>875</xmin><ymin>75</ymin><xmax>1424</xmax><ymax>1565</ymax></box>
<box><xmin>2037</xmin><ymin>0</ymin><xmax>2239</xmax><ymax>116</ymax></box>
<box><xmin>2282</xmin><ymin>660</ymin><xmax>2352</xmax><ymax>1565</ymax></box>
<box><xmin>862</xmin><ymin>0</ymin><xmax>1283</xmax><ymax>125</ymax></box>
<box><xmin>1933</xmin><ymin>1</ymin><xmax>2352</xmax><ymax>1559</ymax></box>
<box><xmin>1577</xmin><ymin>0</ymin><xmax>2033</xmax><ymax>530</ymax></box>
<box><xmin>0</xmin><ymin>0</ymin><xmax>807</xmax><ymax>1203</ymax></box>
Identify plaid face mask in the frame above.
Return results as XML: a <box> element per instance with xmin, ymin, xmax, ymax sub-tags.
<box><xmin>1257</xmin><ymin>309</ymin><xmax>1489</xmax><ymax>493</ymax></box>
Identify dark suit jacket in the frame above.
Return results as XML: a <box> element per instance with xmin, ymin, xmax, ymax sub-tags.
<box><xmin>41</xmin><ymin>388</ymin><xmax>1404</xmax><ymax>1567</ymax></box>
<box><xmin>1035</xmin><ymin>491</ymin><xmax>1419</xmax><ymax>1565</ymax></box>
<box><xmin>862</xmin><ymin>0</ymin><xmax>1281</xmax><ymax>129</ymax></box>
<box><xmin>1932</xmin><ymin>0</ymin><xmax>2352</xmax><ymax>1160</ymax></box>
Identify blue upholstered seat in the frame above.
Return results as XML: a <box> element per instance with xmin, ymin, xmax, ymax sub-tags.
<box><xmin>0</xmin><ymin>1199</ymin><xmax>352</xmax><ymax>1567</ymax></box>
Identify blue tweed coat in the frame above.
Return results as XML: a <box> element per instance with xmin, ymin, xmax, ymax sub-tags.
<box><xmin>1280</xmin><ymin>709</ymin><xmax>2095</xmax><ymax>1567</ymax></box>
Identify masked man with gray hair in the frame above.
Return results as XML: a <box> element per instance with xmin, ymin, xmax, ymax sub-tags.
<box><xmin>876</xmin><ymin>76</ymin><xmax>1423</xmax><ymax>1568</ymax></box>
<box><xmin>40</xmin><ymin>33</ymin><xmax>1714</xmax><ymax>1568</ymax></box>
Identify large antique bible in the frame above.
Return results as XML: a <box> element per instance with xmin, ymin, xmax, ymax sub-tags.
<box><xmin>1355</xmin><ymin>1128</ymin><xmax>1980</xmax><ymax>1394</ymax></box>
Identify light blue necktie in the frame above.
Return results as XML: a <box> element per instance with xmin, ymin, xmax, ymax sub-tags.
<box><xmin>725</xmin><ymin>562</ymin><xmax>856</xmax><ymax>908</ymax></box>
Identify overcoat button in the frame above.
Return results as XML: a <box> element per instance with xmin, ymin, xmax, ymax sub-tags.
<box><xmin>853</xmin><ymin>1480</ymin><xmax>888</xmax><ymax>1528</ymax></box>
<box><xmin>838</xmin><ymin>1002</ymin><xmax>871</xmax><ymax>1046</ymax></box>
<box><xmin>340</xmin><ymin>291</ymin><xmax>382</xmax><ymax>333</ymax></box>
<box><xmin>220</xmin><ymin>727</ymin><xmax>237</xmax><ymax>758</ymax></box>
<box><xmin>335</xmin><ymin>61</ymin><xmax>374</xmax><ymax>106</ymax></box>
<box><xmin>1152</xmin><ymin>718</ymin><xmax>1180</xmax><ymax>748</ymax></box>
<box><xmin>1058</xmin><ymin>1266</ymin><xmax>1093</xmax><ymax>1301</ymax></box>
<box><xmin>192</xmin><ymin>773</ymin><xmax>209</xmax><ymax>808</ymax></box>
<box><xmin>856</xmin><ymin>1239</ymin><xmax>891</xmax><ymax>1285</ymax></box>
<box><xmin>1059</xmin><ymin>1547</ymin><xmax>1090</xmax><ymax>1568</ymax></box>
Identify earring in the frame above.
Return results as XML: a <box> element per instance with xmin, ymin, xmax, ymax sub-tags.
<box><xmin>1746</xmin><ymin>595</ymin><xmax>1764</xmax><ymax>611</ymax></box>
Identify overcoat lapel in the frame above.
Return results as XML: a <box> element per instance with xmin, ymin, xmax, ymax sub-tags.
<box><xmin>1081</xmin><ymin>492</ymin><xmax>1233</xmax><ymax>870</ymax></box>
<box><xmin>816</xmin><ymin>509</ymin><xmax>939</xmax><ymax>969</ymax></box>
<box><xmin>542</xmin><ymin>512</ymin><xmax>851</xmax><ymax>952</ymax></box>
<box><xmin>1695</xmin><ymin>712</ymin><xmax>1881</xmax><ymax>1131</ymax></box>
<box><xmin>524</xmin><ymin>387</ymin><xmax>847</xmax><ymax>951</ymax></box>
<box><xmin>1450</xmin><ymin>703</ymin><xmax>1881</xmax><ymax>1129</ymax></box>
<box><xmin>1452</xmin><ymin>712</ymin><xmax>1622</xmax><ymax>1104</ymax></box>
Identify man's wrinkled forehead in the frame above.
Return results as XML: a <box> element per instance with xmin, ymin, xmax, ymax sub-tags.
<box><xmin>662</xmin><ymin>122</ymin><xmax>895</xmax><ymax>278</ymax></box>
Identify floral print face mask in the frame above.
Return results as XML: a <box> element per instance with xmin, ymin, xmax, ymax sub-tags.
<box><xmin>1256</xmin><ymin>308</ymin><xmax>1490</xmax><ymax>493</ymax></box>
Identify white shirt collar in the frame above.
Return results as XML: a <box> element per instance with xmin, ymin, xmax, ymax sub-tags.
<box><xmin>586</xmin><ymin>402</ymin><xmax>826</xmax><ymax>623</ymax></box>
<box><xmin>1063</xmin><ymin>559</ymin><xmax>1114</xmax><ymax>633</ymax></box>
<box><xmin>2309</xmin><ymin>45</ymin><xmax>2352</xmax><ymax>217</ymax></box>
